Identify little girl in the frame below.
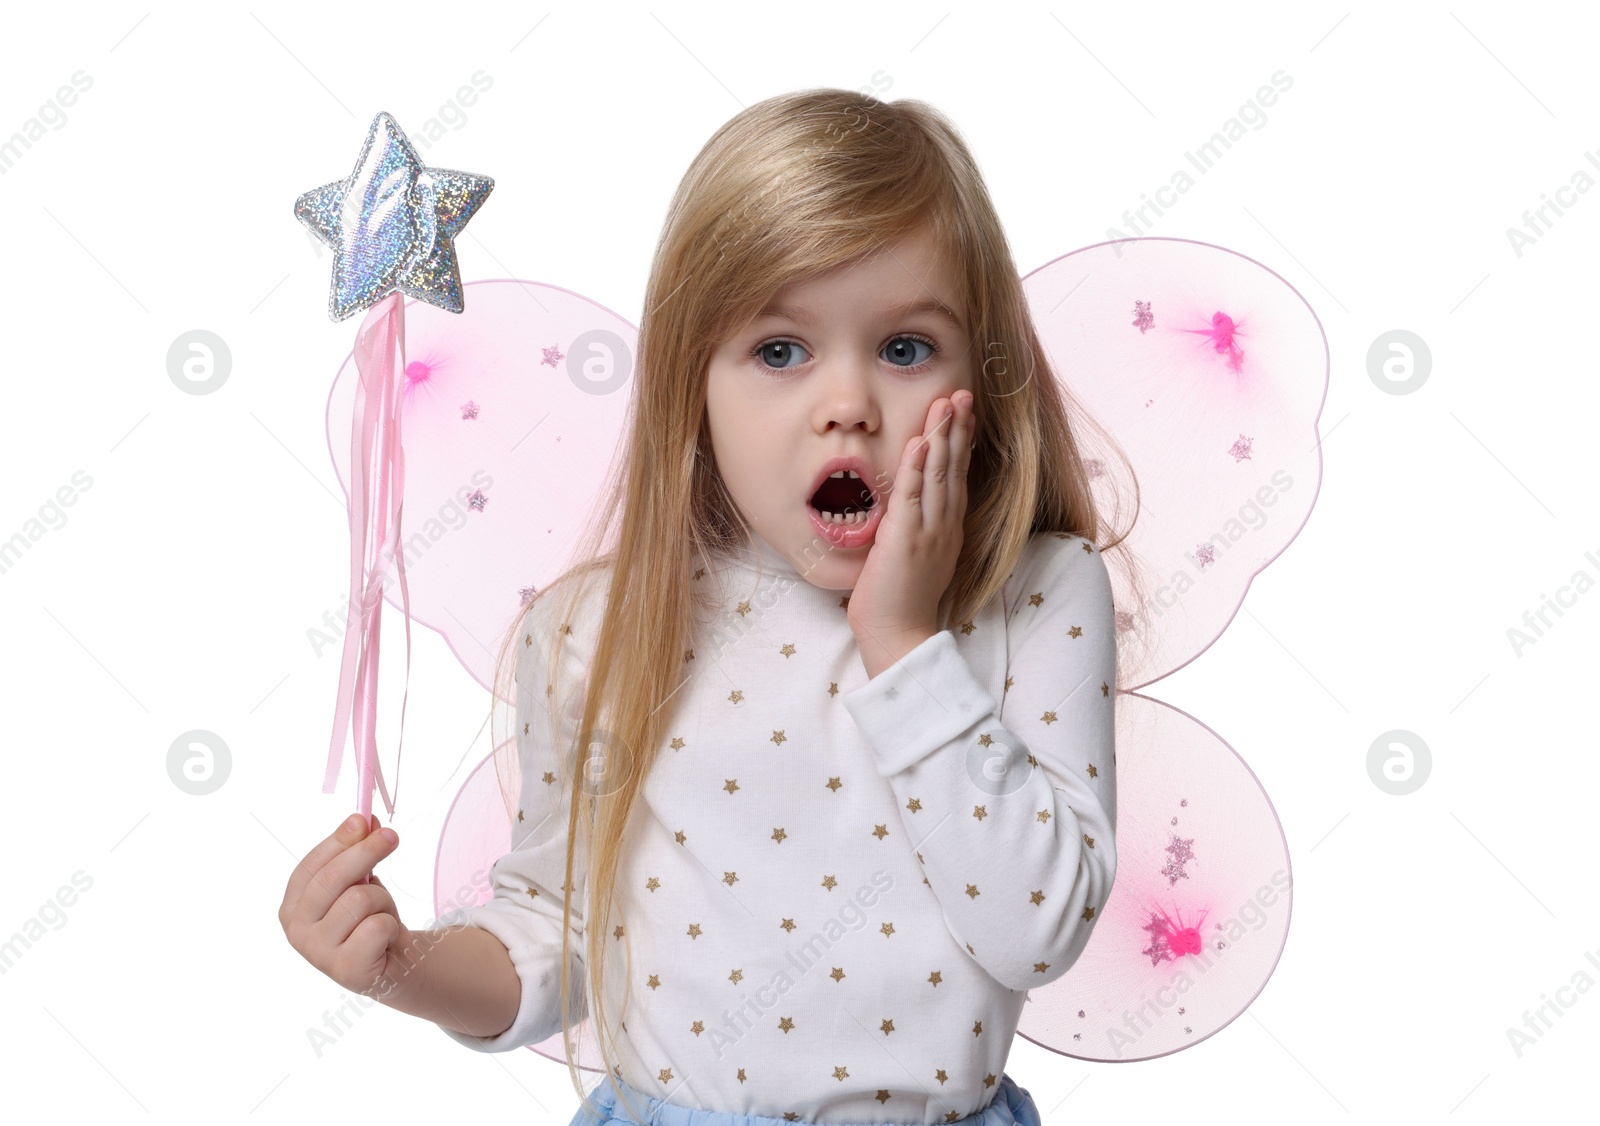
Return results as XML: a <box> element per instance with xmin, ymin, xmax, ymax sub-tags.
<box><xmin>283</xmin><ymin>87</ymin><xmax>1130</xmax><ymax>1126</ymax></box>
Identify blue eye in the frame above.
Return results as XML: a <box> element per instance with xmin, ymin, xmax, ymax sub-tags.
<box><xmin>752</xmin><ymin>339</ymin><xmax>811</xmax><ymax>371</ymax></box>
<box><xmin>747</xmin><ymin>334</ymin><xmax>941</xmax><ymax>376</ymax></box>
<box><xmin>882</xmin><ymin>335</ymin><xmax>939</xmax><ymax>368</ymax></box>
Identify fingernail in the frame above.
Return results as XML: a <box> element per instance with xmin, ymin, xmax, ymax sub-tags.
<box><xmin>343</xmin><ymin>813</ymin><xmax>364</xmax><ymax>833</ymax></box>
<box><xmin>380</xmin><ymin>828</ymin><xmax>398</xmax><ymax>846</ymax></box>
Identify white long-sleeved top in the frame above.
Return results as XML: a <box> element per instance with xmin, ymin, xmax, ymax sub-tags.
<box><xmin>424</xmin><ymin>529</ymin><xmax>1117</xmax><ymax>1124</ymax></box>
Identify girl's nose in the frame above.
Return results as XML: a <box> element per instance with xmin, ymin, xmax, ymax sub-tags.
<box><xmin>816</xmin><ymin>352</ymin><xmax>877</xmax><ymax>428</ymax></box>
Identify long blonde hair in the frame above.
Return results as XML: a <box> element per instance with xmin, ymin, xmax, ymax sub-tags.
<box><xmin>484</xmin><ymin>87</ymin><xmax>1151</xmax><ymax>1121</ymax></box>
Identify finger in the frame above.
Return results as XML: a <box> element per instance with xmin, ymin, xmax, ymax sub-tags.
<box><xmin>350</xmin><ymin>911</ymin><xmax>402</xmax><ymax>962</ymax></box>
<box><xmin>894</xmin><ymin>431</ymin><xmax>925</xmax><ymax>528</ymax></box>
<box><xmin>284</xmin><ymin>813</ymin><xmax>374</xmax><ymax>911</ymax></box>
<box><xmin>316</xmin><ymin>879</ymin><xmax>400</xmax><ymax>950</ymax></box>
<box><xmin>952</xmin><ymin>392</ymin><xmax>974</xmax><ymax>512</ymax></box>
<box><xmin>924</xmin><ymin>398</ymin><xmax>954</xmax><ymax>529</ymax></box>
<box><xmin>298</xmin><ymin>817</ymin><xmax>400</xmax><ymax>926</ymax></box>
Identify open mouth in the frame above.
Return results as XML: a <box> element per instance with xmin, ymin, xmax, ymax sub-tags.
<box><xmin>808</xmin><ymin>469</ymin><xmax>877</xmax><ymax>526</ymax></box>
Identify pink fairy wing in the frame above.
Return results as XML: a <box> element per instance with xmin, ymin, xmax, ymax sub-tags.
<box><xmin>1023</xmin><ymin>236</ymin><xmax>1329</xmax><ymax>689</ymax></box>
<box><xmin>1013</xmin><ymin>236</ymin><xmax>1322</xmax><ymax>1059</ymax></box>
<box><xmin>326</xmin><ymin>279</ymin><xmax>634</xmax><ymax>1071</ymax></box>
<box><xmin>326</xmin><ymin>278</ymin><xmax>636</xmax><ymax>698</ymax></box>
<box><xmin>1015</xmin><ymin>694</ymin><xmax>1291</xmax><ymax>1062</ymax></box>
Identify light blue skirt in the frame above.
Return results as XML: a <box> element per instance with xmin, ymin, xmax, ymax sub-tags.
<box><xmin>569</xmin><ymin>1070</ymin><xmax>1042</xmax><ymax>1126</ymax></box>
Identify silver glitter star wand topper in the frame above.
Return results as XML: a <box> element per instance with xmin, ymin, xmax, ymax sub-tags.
<box><xmin>293</xmin><ymin>111</ymin><xmax>494</xmax><ymax>832</ymax></box>
<box><xmin>295</xmin><ymin>109</ymin><xmax>494</xmax><ymax>320</ymax></box>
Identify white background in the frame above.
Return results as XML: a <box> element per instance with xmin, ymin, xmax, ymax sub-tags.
<box><xmin>0</xmin><ymin>1</ymin><xmax>1593</xmax><ymax>1123</ymax></box>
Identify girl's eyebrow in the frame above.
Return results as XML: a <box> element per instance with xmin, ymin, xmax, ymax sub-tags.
<box><xmin>756</xmin><ymin>297</ymin><xmax>966</xmax><ymax>332</ymax></box>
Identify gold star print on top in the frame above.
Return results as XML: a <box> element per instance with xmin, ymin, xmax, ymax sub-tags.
<box><xmin>423</xmin><ymin>531</ymin><xmax>1116</xmax><ymax>1125</ymax></box>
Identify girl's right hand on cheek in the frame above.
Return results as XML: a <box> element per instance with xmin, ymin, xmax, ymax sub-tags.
<box><xmin>278</xmin><ymin>813</ymin><xmax>418</xmax><ymax>1000</ymax></box>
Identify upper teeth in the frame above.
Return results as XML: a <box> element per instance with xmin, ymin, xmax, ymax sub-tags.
<box><xmin>830</xmin><ymin>470</ymin><xmax>861</xmax><ymax>479</ymax></box>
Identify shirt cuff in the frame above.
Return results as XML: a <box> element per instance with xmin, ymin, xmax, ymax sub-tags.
<box><xmin>841</xmin><ymin>629</ymin><xmax>997</xmax><ymax>776</ymax></box>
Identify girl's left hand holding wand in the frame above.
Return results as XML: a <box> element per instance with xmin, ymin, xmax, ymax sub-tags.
<box><xmin>849</xmin><ymin>390</ymin><xmax>974</xmax><ymax>679</ymax></box>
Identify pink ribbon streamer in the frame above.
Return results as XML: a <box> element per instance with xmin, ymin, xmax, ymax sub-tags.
<box><xmin>322</xmin><ymin>291</ymin><xmax>414</xmax><ymax>823</ymax></box>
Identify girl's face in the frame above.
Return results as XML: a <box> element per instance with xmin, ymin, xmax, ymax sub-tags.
<box><xmin>705</xmin><ymin>225</ymin><xmax>975</xmax><ymax>591</ymax></box>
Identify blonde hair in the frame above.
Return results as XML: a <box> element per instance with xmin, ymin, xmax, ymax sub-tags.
<box><xmin>484</xmin><ymin>87</ymin><xmax>1152</xmax><ymax>1121</ymax></box>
